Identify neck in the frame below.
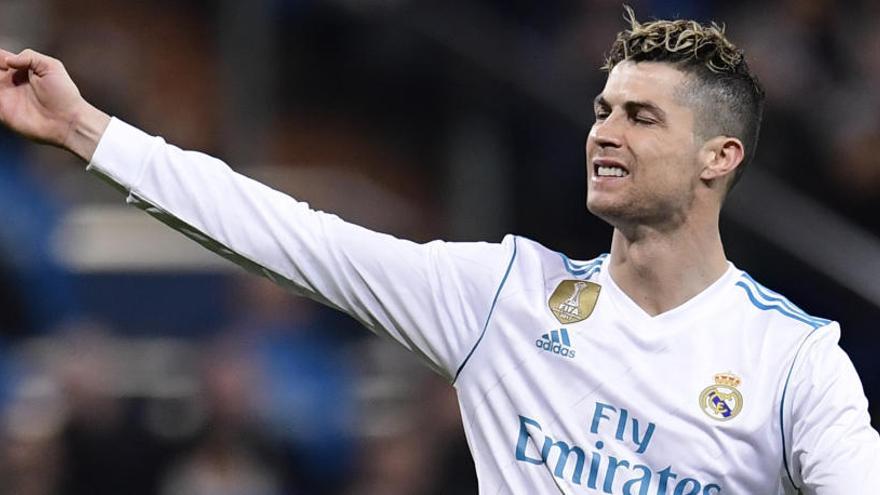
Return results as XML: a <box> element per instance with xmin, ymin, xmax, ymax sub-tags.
<box><xmin>607</xmin><ymin>212</ymin><xmax>729</xmax><ymax>316</ymax></box>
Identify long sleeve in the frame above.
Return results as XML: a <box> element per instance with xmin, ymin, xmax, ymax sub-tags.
<box><xmin>784</xmin><ymin>323</ymin><xmax>880</xmax><ymax>493</ymax></box>
<box><xmin>87</xmin><ymin>118</ymin><xmax>516</xmax><ymax>381</ymax></box>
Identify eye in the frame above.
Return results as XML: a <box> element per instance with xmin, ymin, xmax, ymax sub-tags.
<box><xmin>594</xmin><ymin>108</ymin><xmax>609</xmax><ymax>120</ymax></box>
<box><xmin>633</xmin><ymin>114</ymin><xmax>656</xmax><ymax>125</ymax></box>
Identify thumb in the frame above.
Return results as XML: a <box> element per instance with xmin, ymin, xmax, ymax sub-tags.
<box><xmin>6</xmin><ymin>49</ymin><xmax>52</xmax><ymax>76</ymax></box>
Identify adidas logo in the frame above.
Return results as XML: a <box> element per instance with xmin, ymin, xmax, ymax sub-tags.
<box><xmin>535</xmin><ymin>328</ymin><xmax>576</xmax><ymax>359</ymax></box>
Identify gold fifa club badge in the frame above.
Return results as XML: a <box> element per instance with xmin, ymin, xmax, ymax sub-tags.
<box><xmin>699</xmin><ymin>372</ymin><xmax>744</xmax><ymax>421</ymax></box>
<box><xmin>548</xmin><ymin>280</ymin><xmax>601</xmax><ymax>324</ymax></box>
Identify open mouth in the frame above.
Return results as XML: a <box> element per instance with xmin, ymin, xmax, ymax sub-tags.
<box><xmin>596</xmin><ymin>165</ymin><xmax>629</xmax><ymax>177</ymax></box>
<box><xmin>592</xmin><ymin>158</ymin><xmax>630</xmax><ymax>178</ymax></box>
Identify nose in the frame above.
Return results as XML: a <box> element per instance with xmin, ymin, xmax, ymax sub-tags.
<box><xmin>589</xmin><ymin>116</ymin><xmax>624</xmax><ymax>150</ymax></box>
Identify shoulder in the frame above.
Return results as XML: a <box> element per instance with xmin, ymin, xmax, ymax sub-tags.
<box><xmin>729</xmin><ymin>270</ymin><xmax>833</xmax><ymax>333</ymax></box>
<box><xmin>506</xmin><ymin>235</ymin><xmax>609</xmax><ymax>282</ymax></box>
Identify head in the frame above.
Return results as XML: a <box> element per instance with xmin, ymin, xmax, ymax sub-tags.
<box><xmin>586</xmin><ymin>7</ymin><xmax>764</xmax><ymax>231</ymax></box>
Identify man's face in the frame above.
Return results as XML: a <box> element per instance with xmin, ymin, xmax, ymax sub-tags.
<box><xmin>586</xmin><ymin>61</ymin><xmax>703</xmax><ymax>228</ymax></box>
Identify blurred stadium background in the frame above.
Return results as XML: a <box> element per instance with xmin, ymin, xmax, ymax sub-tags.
<box><xmin>0</xmin><ymin>0</ymin><xmax>878</xmax><ymax>493</ymax></box>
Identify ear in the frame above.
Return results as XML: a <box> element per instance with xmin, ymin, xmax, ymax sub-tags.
<box><xmin>699</xmin><ymin>136</ymin><xmax>745</xmax><ymax>184</ymax></box>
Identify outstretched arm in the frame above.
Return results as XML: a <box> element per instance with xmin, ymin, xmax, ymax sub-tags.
<box><xmin>0</xmin><ymin>48</ymin><xmax>514</xmax><ymax>382</ymax></box>
<box><xmin>0</xmin><ymin>48</ymin><xmax>109</xmax><ymax>160</ymax></box>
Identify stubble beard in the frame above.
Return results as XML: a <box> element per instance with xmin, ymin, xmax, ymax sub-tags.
<box><xmin>586</xmin><ymin>185</ymin><xmax>695</xmax><ymax>236</ymax></box>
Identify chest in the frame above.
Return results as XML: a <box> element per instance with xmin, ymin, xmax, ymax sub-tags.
<box><xmin>456</xmin><ymin>277</ymin><xmax>791</xmax><ymax>492</ymax></box>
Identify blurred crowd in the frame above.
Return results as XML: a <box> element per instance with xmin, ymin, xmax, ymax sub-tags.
<box><xmin>0</xmin><ymin>0</ymin><xmax>879</xmax><ymax>493</ymax></box>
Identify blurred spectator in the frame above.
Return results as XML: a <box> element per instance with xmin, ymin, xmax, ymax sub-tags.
<box><xmin>160</xmin><ymin>336</ymin><xmax>283</xmax><ymax>495</ymax></box>
<box><xmin>54</xmin><ymin>323</ymin><xmax>173</xmax><ymax>495</ymax></box>
<box><xmin>0</xmin><ymin>366</ymin><xmax>65</xmax><ymax>495</ymax></box>
<box><xmin>347</xmin><ymin>340</ymin><xmax>476</xmax><ymax>495</ymax></box>
<box><xmin>160</xmin><ymin>275</ymin><xmax>359</xmax><ymax>494</ymax></box>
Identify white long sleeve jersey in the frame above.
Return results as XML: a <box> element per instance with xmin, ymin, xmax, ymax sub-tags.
<box><xmin>89</xmin><ymin>118</ymin><xmax>880</xmax><ymax>494</ymax></box>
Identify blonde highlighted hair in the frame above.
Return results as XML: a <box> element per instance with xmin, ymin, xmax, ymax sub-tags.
<box><xmin>602</xmin><ymin>6</ymin><xmax>744</xmax><ymax>75</ymax></box>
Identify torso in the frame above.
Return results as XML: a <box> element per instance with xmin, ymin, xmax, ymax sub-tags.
<box><xmin>454</xmin><ymin>236</ymin><xmax>830</xmax><ymax>495</ymax></box>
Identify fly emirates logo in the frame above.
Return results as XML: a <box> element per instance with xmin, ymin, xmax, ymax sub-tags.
<box><xmin>515</xmin><ymin>402</ymin><xmax>723</xmax><ymax>494</ymax></box>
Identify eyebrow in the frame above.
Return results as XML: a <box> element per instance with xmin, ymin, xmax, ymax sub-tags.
<box><xmin>593</xmin><ymin>94</ymin><xmax>667</xmax><ymax>121</ymax></box>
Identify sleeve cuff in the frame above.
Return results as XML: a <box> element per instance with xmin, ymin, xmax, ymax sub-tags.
<box><xmin>86</xmin><ymin>117</ymin><xmax>159</xmax><ymax>190</ymax></box>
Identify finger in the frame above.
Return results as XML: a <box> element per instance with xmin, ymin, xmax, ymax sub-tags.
<box><xmin>0</xmin><ymin>48</ymin><xmax>12</xmax><ymax>70</ymax></box>
<box><xmin>6</xmin><ymin>49</ymin><xmax>52</xmax><ymax>76</ymax></box>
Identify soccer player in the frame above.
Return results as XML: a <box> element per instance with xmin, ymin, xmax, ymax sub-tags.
<box><xmin>0</xmin><ymin>8</ymin><xmax>878</xmax><ymax>494</ymax></box>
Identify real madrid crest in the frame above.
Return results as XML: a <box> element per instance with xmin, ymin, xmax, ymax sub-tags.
<box><xmin>548</xmin><ymin>280</ymin><xmax>601</xmax><ymax>324</ymax></box>
<box><xmin>699</xmin><ymin>372</ymin><xmax>744</xmax><ymax>421</ymax></box>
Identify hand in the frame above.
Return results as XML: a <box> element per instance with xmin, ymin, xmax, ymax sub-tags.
<box><xmin>0</xmin><ymin>48</ymin><xmax>109</xmax><ymax>161</ymax></box>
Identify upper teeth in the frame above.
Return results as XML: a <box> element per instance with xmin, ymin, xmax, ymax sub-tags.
<box><xmin>597</xmin><ymin>166</ymin><xmax>628</xmax><ymax>177</ymax></box>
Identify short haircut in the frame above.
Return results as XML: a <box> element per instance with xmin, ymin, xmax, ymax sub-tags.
<box><xmin>602</xmin><ymin>6</ymin><xmax>765</xmax><ymax>191</ymax></box>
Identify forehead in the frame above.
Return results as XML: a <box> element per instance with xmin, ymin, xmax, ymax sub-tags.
<box><xmin>599</xmin><ymin>61</ymin><xmax>689</xmax><ymax>107</ymax></box>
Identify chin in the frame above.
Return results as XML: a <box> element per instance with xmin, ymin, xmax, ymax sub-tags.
<box><xmin>586</xmin><ymin>197</ymin><xmax>627</xmax><ymax>224</ymax></box>
<box><xmin>587</xmin><ymin>195</ymin><xmax>656</xmax><ymax>228</ymax></box>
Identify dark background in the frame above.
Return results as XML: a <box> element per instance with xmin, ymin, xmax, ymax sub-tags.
<box><xmin>0</xmin><ymin>0</ymin><xmax>878</xmax><ymax>493</ymax></box>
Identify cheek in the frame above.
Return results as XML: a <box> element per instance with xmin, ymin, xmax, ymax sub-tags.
<box><xmin>634</xmin><ymin>141</ymin><xmax>694</xmax><ymax>188</ymax></box>
<box><xmin>585</xmin><ymin>127</ymin><xmax>598</xmax><ymax>153</ymax></box>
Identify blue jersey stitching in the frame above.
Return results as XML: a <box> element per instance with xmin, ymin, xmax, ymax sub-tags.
<box><xmin>779</xmin><ymin>328</ymin><xmax>821</xmax><ymax>491</ymax></box>
<box><xmin>453</xmin><ymin>236</ymin><xmax>519</xmax><ymax>384</ymax></box>
<box><xmin>559</xmin><ymin>252</ymin><xmax>608</xmax><ymax>277</ymax></box>
<box><xmin>740</xmin><ymin>274</ymin><xmax>830</xmax><ymax>326</ymax></box>
<box><xmin>735</xmin><ymin>281</ymin><xmax>825</xmax><ymax>329</ymax></box>
<box><xmin>735</xmin><ymin>274</ymin><xmax>830</xmax><ymax>490</ymax></box>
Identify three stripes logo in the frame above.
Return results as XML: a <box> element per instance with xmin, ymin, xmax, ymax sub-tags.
<box><xmin>536</xmin><ymin>328</ymin><xmax>576</xmax><ymax>359</ymax></box>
